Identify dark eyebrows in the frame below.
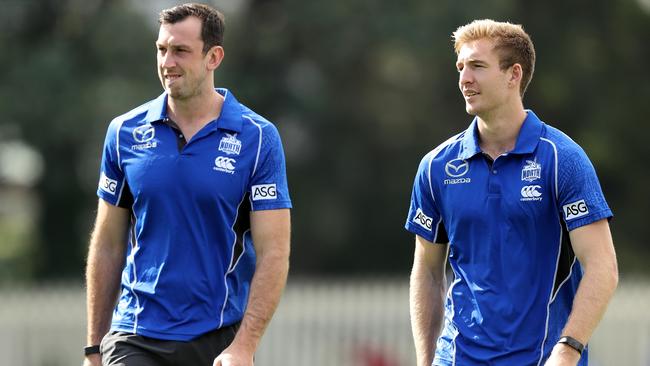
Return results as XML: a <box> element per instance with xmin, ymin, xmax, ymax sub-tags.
<box><xmin>155</xmin><ymin>42</ymin><xmax>191</xmax><ymax>52</ymax></box>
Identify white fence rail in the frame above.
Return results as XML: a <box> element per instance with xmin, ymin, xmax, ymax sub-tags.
<box><xmin>0</xmin><ymin>278</ymin><xmax>648</xmax><ymax>366</ymax></box>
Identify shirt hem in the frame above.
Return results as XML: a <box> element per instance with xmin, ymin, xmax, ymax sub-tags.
<box><xmin>405</xmin><ymin>223</ymin><xmax>435</xmax><ymax>243</ymax></box>
<box><xmin>110</xmin><ymin>321</ymin><xmax>238</xmax><ymax>342</ymax></box>
<box><xmin>251</xmin><ymin>201</ymin><xmax>292</xmax><ymax>211</ymax></box>
<box><xmin>566</xmin><ymin>209</ymin><xmax>613</xmax><ymax>231</ymax></box>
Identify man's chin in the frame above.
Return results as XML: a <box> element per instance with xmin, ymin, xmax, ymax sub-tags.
<box><xmin>465</xmin><ymin>105</ymin><xmax>478</xmax><ymax>116</ymax></box>
<box><xmin>166</xmin><ymin>87</ymin><xmax>184</xmax><ymax>99</ymax></box>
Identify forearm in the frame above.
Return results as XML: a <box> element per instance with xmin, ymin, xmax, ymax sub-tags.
<box><xmin>85</xmin><ymin>201</ymin><xmax>129</xmax><ymax>346</ymax></box>
<box><xmin>86</xmin><ymin>237</ymin><xmax>125</xmax><ymax>345</ymax></box>
<box><xmin>560</xmin><ymin>259</ymin><xmax>618</xmax><ymax>344</ymax></box>
<box><xmin>231</xmin><ymin>246</ymin><xmax>289</xmax><ymax>353</ymax></box>
<box><xmin>410</xmin><ymin>258</ymin><xmax>445</xmax><ymax>366</ymax></box>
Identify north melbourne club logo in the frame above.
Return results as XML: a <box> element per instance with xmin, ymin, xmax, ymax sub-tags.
<box><xmin>521</xmin><ymin>159</ymin><xmax>541</xmax><ymax>182</ymax></box>
<box><xmin>218</xmin><ymin>133</ymin><xmax>242</xmax><ymax>155</ymax></box>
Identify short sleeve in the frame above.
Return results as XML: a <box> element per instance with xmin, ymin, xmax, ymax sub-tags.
<box><xmin>404</xmin><ymin>153</ymin><xmax>447</xmax><ymax>243</ymax></box>
<box><xmin>96</xmin><ymin>120</ymin><xmax>131</xmax><ymax>207</ymax></box>
<box><xmin>248</xmin><ymin>123</ymin><xmax>292</xmax><ymax>211</ymax></box>
<box><xmin>557</xmin><ymin>142</ymin><xmax>612</xmax><ymax>231</ymax></box>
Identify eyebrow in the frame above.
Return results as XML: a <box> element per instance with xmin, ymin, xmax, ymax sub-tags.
<box><xmin>459</xmin><ymin>59</ymin><xmax>487</xmax><ymax>65</ymax></box>
<box><xmin>156</xmin><ymin>42</ymin><xmax>191</xmax><ymax>50</ymax></box>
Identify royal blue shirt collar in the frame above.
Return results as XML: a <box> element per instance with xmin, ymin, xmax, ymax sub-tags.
<box><xmin>458</xmin><ymin>110</ymin><xmax>544</xmax><ymax>160</ymax></box>
<box><xmin>142</xmin><ymin>88</ymin><xmax>244</xmax><ymax>133</ymax></box>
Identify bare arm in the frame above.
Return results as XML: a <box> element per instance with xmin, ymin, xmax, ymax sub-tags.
<box><xmin>84</xmin><ymin>199</ymin><xmax>130</xmax><ymax>365</ymax></box>
<box><xmin>410</xmin><ymin>235</ymin><xmax>448</xmax><ymax>366</ymax></box>
<box><xmin>214</xmin><ymin>208</ymin><xmax>291</xmax><ymax>366</ymax></box>
<box><xmin>545</xmin><ymin>219</ymin><xmax>618</xmax><ymax>365</ymax></box>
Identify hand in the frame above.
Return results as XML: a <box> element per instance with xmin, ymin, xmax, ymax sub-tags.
<box><xmin>212</xmin><ymin>344</ymin><xmax>254</xmax><ymax>366</ymax></box>
<box><xmin>82</xmin><ymin>353</ymin><xmax>102</xmax><ymax>366</ymax></box>
<box><xmin>544</xmin><ymin>343</ymin><xmax>581</xmax><ymax>366</ymax></box>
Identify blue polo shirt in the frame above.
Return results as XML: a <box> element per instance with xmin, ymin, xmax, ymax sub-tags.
<box><xmin>405</xmin><ymin>111</ymin><xmax>611</xmax><ymax>365</ymax></box>
<box><xmin>97</xmin><ymin>88</ymin><xmax>292</xmax><ymax>341</ymax></box>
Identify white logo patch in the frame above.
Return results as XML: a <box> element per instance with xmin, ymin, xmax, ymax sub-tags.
<box><xmin>444</xmin><ymin>158</ymin><xmax>471</xmax><ymax>185</ymax></box>
<box><xmin>563</xmin><ymin>200</ymin><xmax>589</xmax><ymax>220</ymax></box>
<box><xmin>252</xmin><ymin>184</ymin><xmax>277</xmax><ymax>201</ymax></box>
<box><xmin>520</xmin><ymin>185</ymin><xmax>542</xmax><ymax>201</ymax></box>
<box><xmin>99</xmin><ymin>172</ymin><xmax>117</xmax><ymax>195</ymax></box>
<box><xmin>445</xmin><ymin>158</ymin><xmax>469</xmax><ymax>177</ymax></box>
<box><xmin>218</xmin><ymin>133</ymin><xmax>242</xmax><ymax>155</ymax></box>
<box><xmin>131</xmin><ymin>124</ymin><xmax>158</xmax><ymax>150</ymax></box>
<box><xmin>214</xmin><ymin>156</ymin><xmax>236</xmax><ymax>174</ymax></box>
<box><xmin>521</xmin><ymin>159</ymin><xmax>541</xmax><ymax>182</ymax></box>
<box><xmin>413</xmin><ymin>208</ymin><xmax>433</xmax><ymax>231</ymax></box>
<box><xmin>133</xmin><ymin>124</ymin><xmax>155</xmax><ymax>142</ymax></box>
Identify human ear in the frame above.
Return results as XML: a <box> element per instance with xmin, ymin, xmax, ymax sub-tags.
<box><xmin>207</xmin><ymin>46</ymin><xmax>225</xmax><ymax>71</ymax></box>
<box><xmin>509</xmin><ymin>63</ymin><xmax>523</xmax><ymax>88</ymax></box>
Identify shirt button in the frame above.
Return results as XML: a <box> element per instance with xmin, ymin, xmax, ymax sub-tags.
<box><xmin>492</xmin><ymin>169</ymin><xmax>497</xmax><ymax>174</ymax></box>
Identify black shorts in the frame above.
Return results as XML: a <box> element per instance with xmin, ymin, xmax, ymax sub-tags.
<box><xmin>100</xmin><ymin>323</ymin><xmax>240</xmax><ymax>366</ymax></box>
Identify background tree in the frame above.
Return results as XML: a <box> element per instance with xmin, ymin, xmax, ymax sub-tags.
<box><xmin>0</xmin><ymin>0</ymin><xmax>647</xmax><ymax>282</ymax></box>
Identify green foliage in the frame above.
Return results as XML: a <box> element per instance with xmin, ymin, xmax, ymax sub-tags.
<box><xmin>1</xmin><ymin>0</ymin><xmax>648</xmax><ymax>281</ymax></box>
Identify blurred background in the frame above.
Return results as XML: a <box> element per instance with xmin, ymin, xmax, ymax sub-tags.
<box><xmin>0</xmin><ymin>0</ymin><xmax>649</xmax><ymax>365</ymax></box>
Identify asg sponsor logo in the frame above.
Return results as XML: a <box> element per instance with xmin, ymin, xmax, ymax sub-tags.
<box><xmin>218</xmin><ymin>133</ymin><xmax>242</xmax><ymax>155</ymax></box>
<box><xmin>99</xmin><ymin>172</ymin><xmax>117</xmax><ymax>195</ymax></box>
<box><xmin>131</xmin><ymin>124</ymin><xmax>158</xmax><ymax>150</ymax></box>
<box><xmin>444</xmin><ymin>158</ymin><xmax>471</xmax><ymax>185</ymax></box>
<box><xmin>214</xmin><ymin>156</ymin><xmax>236</xmax><ymax>174</ymax></box>
<box><xmin>563</xmin><ymin>200</ymin><xmax>589</xmax><ymax>220</ymax></box>
<box><xmin>252</xmin><ymin>184</ymin><xmax>277</xmax><ymax>201</ymax></box>
<box><xmin>521</xmin><ymin>159</ymin><xmax>541</xmax><ymax>182</ymax></box>
<box><xmin>520</xmin><ymin>185</ymin><xmax>542</xmax><ymax>202</ymax></box>
<box><xmin>413</xmin><ymin>208</ymin><xmax>433</xmax><ymax>231</ymax></box>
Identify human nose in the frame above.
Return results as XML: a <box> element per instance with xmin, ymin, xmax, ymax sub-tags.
<box><xmin>459</xmin><ymin>67</ymin><xmax>473</xmax><ymax>87</ymax></box>
<box><xmin>159</xmin><ymin>51</ymin><xmax>175</xmax><ymax>68</ymax></box>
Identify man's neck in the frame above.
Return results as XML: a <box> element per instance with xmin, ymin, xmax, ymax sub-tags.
<box><xmin>476</xmin><ymin>102</ymin><xmax>527</xmax><ymax>160</ymax></box>
<box><xmin>167</xmin><ymin>87</ymin><xmax>223</xmax><ymax>130</ymax></box>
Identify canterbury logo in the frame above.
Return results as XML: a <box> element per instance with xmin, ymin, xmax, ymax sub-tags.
<box><xmin>520</xmin><ymin>185</ymin><xmax>542</xmax><ymax>198</ymax></box>
<box><xmin>214</xmin><ymin>156</ymin><xmax>236</xmax><ymax>174</ymax></box>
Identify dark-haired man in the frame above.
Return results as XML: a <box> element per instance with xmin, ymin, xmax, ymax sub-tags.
<box><xmin>84</xmin><ymin>4</ymin><xmax>291</xmax><ymax>366</ymax></box>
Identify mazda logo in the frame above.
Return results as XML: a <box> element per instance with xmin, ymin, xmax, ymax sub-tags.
<box><xmin>445</xmin><ymin>158</ymin><xmax>469</xmax><ymax>177</ymax></box>
<box><xmin>133</xmin><ymin>124</ymin><xmax>155</xmax><ymax>143</ymax></box>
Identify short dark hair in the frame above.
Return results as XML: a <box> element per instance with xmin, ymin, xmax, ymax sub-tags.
<box><xmin>159</xmin><ymin>3</ymin><xmax>225</xmax><ymax>54</ymax></box>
